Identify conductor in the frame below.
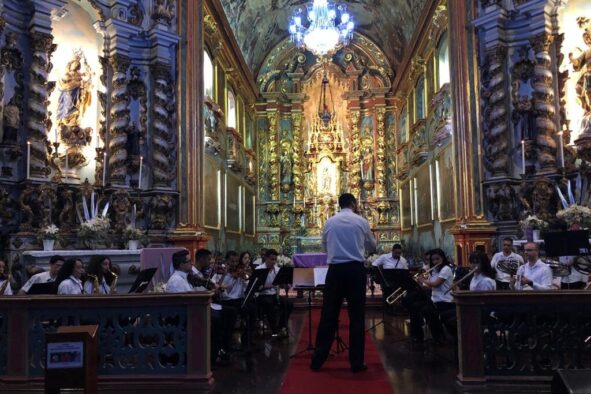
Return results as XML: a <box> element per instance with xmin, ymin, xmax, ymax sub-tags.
<box><xmin>310</xmin><ymin>193</ymin><xmax>377</xmax><ymax>373</ymax></box>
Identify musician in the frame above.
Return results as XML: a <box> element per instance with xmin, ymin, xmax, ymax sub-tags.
<box><xmin>311</xmin><ymin>193</ymin><xmax>376</xmax><ymax>373</ymax></box>
<box><xmin>372</xmin><ymin>244</ymin><xmax>407</xmax><ymax>309</ymax></box>
<box><xmin>468</xmin><ymin>251</ymin><xmax>496</xmax><ymax>291</ymax></box>
<box><xmin>490</xmin><ymin>238</ymin><xmax>524</xmax><ymax>290</ymax></box>
<box><xmin>510</xmin><ymin>242</ymin><xmax>552</xmax><ymax>290</ymax></box>
<box><xmin>19</xmin><ymin>255</ymin><xmax>64</xmax><ymax>294</ymax></box>
<box><xmin>252</xmin><ymin>248</ymin><xmax>267</xmax><ymax>267</ymax></box>
<box><xmin>239</xmin><ymin>251</ymin><xmax>254</xmax><ymax>276</ymax></box>
<box><xmin>56</xmin><ymin>258</ymin><xmax>85</xmax><ymax>295</ymax></box>
<box><xmin>0</xmin><ymin>258</ymin><xmax>12</xmax><ymax>295</ymax></box>
<box><xmin>84</xmin><ymin>255</ymin><xmax>115</xmax><ymax>295</ymax></box>
<box><xmin>256</xmin><ymin>248</ymin><xmax>293</xmax><ymax>339</ymax></box>
<box><xmin>560</xmin><ymin>256</ymin><xmax>588</xmax><ymax>289</ymax></box>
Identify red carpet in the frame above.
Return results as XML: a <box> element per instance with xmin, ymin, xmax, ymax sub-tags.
<box><xmin>280</xmin><ymin>308</ymin><xmax>393</xmax><ymax>394</ymax></box>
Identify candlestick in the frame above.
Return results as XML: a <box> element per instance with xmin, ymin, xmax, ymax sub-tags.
<box><xmin>26</xmin><ymin>141</ymin><xmax>31</xmax><ymax>179</ymax></box>
<box><xmin>557</xmin><ymin>131</ymin><xmax>565</xmax><ymax>168</ymax></box>
<box><xmin>521</xmin><ymin>140</ymin><xmax>526</xmax><ymax>175</ymax></box>
<box><xmin>102</xmin><ymin>152</ymin><xmax>107</xmax><ymax>186</ymax></box>
<box><xmin>293</xmin><ymin>194</ymin><xmax>296</xmax><ymax>208</ymax></box>
<box><xmin>138</xmin><ymin>156</ymin><xmax>143</xmax><ymax>189</ymax></box>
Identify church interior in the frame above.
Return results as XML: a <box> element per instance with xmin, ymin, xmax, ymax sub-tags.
<box><xmin>1</xmin><ymin>0</ymin><xmax>591</xmax><ymax>392</ymax></box>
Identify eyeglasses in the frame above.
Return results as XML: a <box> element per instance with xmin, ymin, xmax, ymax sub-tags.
<box><xmin>524</xmin><ymin>249</ymin><xmax>536</xmax><ymax>252</ymax></box>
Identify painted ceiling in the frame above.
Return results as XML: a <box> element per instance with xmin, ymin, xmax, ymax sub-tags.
<box><xmin>220</xmin><ymin>0</ymin><xmax>428</xmax><ymax>77</ymax></box>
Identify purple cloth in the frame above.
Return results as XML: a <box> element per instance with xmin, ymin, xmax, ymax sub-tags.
<box><xmin>292</xmin><ymin>253</ymin><xmax>328</xmax><ymax>268</ymax></box>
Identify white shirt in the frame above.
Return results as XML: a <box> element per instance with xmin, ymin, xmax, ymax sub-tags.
<box><xmin>372</xmin><ymin>253</ymin><xmax>408</xmax><ymax>269</ymax></box>
<box><xmin>491</xmin><ymin>252</ymin><xmax>524</xmax><ymax>283</ymax></box>
<box><xmin>560</xmin><ymin>256</ymin><xmax>589</xmax><ymax>284</ymax></box>
<box><xmin>252</xmin><ymin>257</ymin><xmax>263</xmax><ymax>266</ymax></box>
<box><xmin>83</xmin><ymin>276</ymin><xmax>110</xmax><ymax>295</ymax></box>
<box><xmin>256</xmin><ymin>264</ymin><xmax>279</xmax><ymax>295</ymax></box>
<box><xmin>165</xmin><ymin>270</ymin><xmax>193</xmax><ymax>293</ymax></box>
<box><xmin>21</xmin><ymin>271</ymin><xmax>55</xmax><ymax>293</ymax></box>
<box><xmin>322</xmin><ymin>208</ymin><xmax>376</xmax><ymax>264</ymax></box>
<box><xmin>219</xmin><ymin>275</ymin><xmax>247</xmax><ymax>300</ymax></box>
<box><xmin>0</xmin><ymin>279</ymin><xmax>12</xmax><ymax>295</ymax></box>
<box><xmin>515</xmin><ymin>260</ymin><xmax>553</xmax><ymax>290</ymax></box>
<box><xmin>58</xmin><ymin>276</ymin><xmax>84</xmax><ymax>295</ymax></box>
<box><xmin>430</xmin><ymin>265</ymin><xmax>454</xmax><ymax>303</ymax></box>
<box><xmin>469</xmin><ymin>273</ymin><xmax>496</xmax><ymax>291</ymax></box>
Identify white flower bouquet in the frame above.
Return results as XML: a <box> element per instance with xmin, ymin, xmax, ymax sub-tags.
<box><xmin>556</xmin><ymin>204</ymin><xmax>591</xmax><ymax>227</ymax></box>
<box><xmin>39</xmin><ymin>224</ymin><xmax>60</xmax><ymax>240</ymax></box>
<box><xmin>123</xmin><ymin>225</ymin><xmax>143</xmax><ymax>241</ymax></box>
<box><xmin>276</xmin><ymin>254</ymin><xmax>293</xmax><ymax>267</ymax></box>
<box><xmin>519</xmin><ymin>215</ymin><xmax>548</xmax><ymax>230</ymax></box>
<box><xmin>77</xmin><ymin>192</ymin><xmax>110</xmax><ymax>248</ymax></box>
<box><xmin>153</xmin><ymin>281</ymin><xmax>166</xmax><ymax>293</ymax></box>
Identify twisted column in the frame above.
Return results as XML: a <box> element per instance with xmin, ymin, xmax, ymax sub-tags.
<box><xmin>27</xmin><ymin>31</ymin><xmax>56</xmax><ymax>179</ymax></box>
<box><xmin>267</xmin><ymin>111</ymin><xmax>279</xmax><ymax>200</ymax></box>
<box><xmin>292</xmin><ymin>112</ymin><xmax>304</xmax><ymax>200</ymax></box>
<box><xmin>348</xmin><ymin>110</ymin><xmax>361</xmax><ymax>198</ymax></box>
<box><xmin>376</xmin><ymin>107</ymin><xmax>386</xmax><ymax>197</ymax></box>
<box><xmin>108</xmin><ymin>54</ymin><xmax>130</xmax><ymax>185</ymax></box>
<box><xmin>151</xmin><ymin>63</ymin><xmax>175</xmax><ymax>188</ymax></box>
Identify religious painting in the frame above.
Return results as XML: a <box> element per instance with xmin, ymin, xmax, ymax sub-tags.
<box><xmin>416</xmin><ymin>164</ymin><xmax>432</xmax><ymax>225</ymax></box>
<box><xmin>401</xmin><ymin>181</ymin><xmax>411</xmax><ymax>229</ymax></box>
<box><xmin>203</xmin><ymin>159</ymin><xmax>220</xmax><ymax>229</ymax></box>
<box><xmin>437</xmin><ymin>145</ymin><xmax>455</xmax><ymax>221</ymax></box>
<box><xmin>226</xmin><ymin>173</ymin><xmax>240</xmax><ymax>233</ymax></box>
<box><xmin>279</xmin><ymin>117</ymin><xmax>292</xmax><ymax>140</ymax></box>
<box><xmin>245</xmin><ymin>188</ymin><xmax>255</xmax><ymax>235</ymax></box>
<box><xmin>415</xmin><ymin>76</ymin><xmax>425</xmax><ymax>120</ymax></box>
<box><xmin>360</xmin><ymin>115</ymin><xmax>374</xmax><ymax>139</ymax></box>
<box><xmin>316</xmin><ymin>156</ymin><xmax>338</xmax><ymax>196</ymax></box>
<box><xmin>399</xmin><ymin>107</ymin><xmax>408</xmax><ymax>144</ymax></box>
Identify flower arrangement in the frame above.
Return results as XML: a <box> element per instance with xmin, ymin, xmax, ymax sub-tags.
<box><xmin>556</xmin><ymin>204</ymin><xmax>591</xmax><ymax>227</ymax></box>
<box><xmin>153</xmin><ymin>282</ymin><xmax>166</xmax><ymax>293</ymax></box>
<box><xmin>365</xmin><ymin>254</ymin><xmax>379</xmax><ymax>268</ymax></box>
<box><xmin>519</xmin><ymin>215</ymin><xmax>548</xmax><ymax>230</ymax></box>
<box><xmin>77</xmin><ymin>192</ymin><xmax>110</xmax><ymax>248</ymax></box>
<box><xmin>277</xmin><ymin>254</ymin><xmax>293</xmax><ymax>267</ymax></box>
<box><xmin>38</xmin><ymin>224</ymin><xmax>60</xmax><ymax>241</ymax></box>
<box><xmin>123</xmin><ymin>225</ymin><xmax>143</xmax><ymax>241</ymax></box>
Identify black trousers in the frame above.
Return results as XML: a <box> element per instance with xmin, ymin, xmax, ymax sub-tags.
<box><xmin>257</xmin><ymin>294</ymin><xmax>293</xmax><ymax>334</ymax></box>
<box><xmin>312</xmin><ymin>262</ymin><xmax>366</xmax><ymax>368</ymax></box>
<box><xmin>561</xmin><ymin>282</ymin><xmax>585</xmax><ymax>289</ymax></box>
<box><xmin>496</xmin><ymin>280</ymin><xmax>510</xmax><ymax>290</ymax></box>
<box><xmin>404</xmin><ymin>293</ymin><xmax>448</xmax><ymax>342</ymax></box>
<box><xmin>221</xmin><ymin>298</ymin><xmax>257</xmax><ymax>344</ymax></box>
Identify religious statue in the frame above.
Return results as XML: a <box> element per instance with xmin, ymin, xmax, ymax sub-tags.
<box><xmin>361</xmin><ymin>148</ymin><xmax>374</xmax><ymax>182</ymax></box>
<box><xmin>321</xmin><ymin>167</ymin><xmax>332</xmax><ymax>193</ymax></box>
<box><xmin>570</xmin><ymin>17</ymin><xmax>591</xmax><ymax>133</ymax></box>
<box><xmin>56</xmin><ymin>50</ymin><xmax>92</xmax><ymax>131</ymax></box>
<box><xmin>280</xmin><ymin>150</ymin><xmax>293</xmax><ymax>185</ymax></box>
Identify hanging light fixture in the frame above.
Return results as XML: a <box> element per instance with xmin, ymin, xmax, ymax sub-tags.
<box><xmin>289</xmin><ymin>0</ymin><xmax>354</xmax><ymax>56</ymax></box>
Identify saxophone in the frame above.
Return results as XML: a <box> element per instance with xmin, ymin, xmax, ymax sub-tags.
<box><xmin>87</xmin><ymin>274</ymin><xmax>100</xmax><ymax>294</ymax></box>
<box><xmin>108</xmin><ymin>271</ymin><xmax>118</xmax><ymax>294</ymax></box>
<box><xmin>0</xmin><ymin>272</ymin><xmax>12</xmax><ymax>295</ymax></box>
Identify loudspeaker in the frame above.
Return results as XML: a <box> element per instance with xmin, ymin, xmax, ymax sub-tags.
<box><xmin>552</xmin><ymin>369</ymin><xmax>591</xmax><ymax>394</ymax></box>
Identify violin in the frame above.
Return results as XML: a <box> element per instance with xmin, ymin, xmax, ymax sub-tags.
<box><xmin>187</xmin><ymin>272</ymin><xmax>217</xmax><ymax>290</ymax></box>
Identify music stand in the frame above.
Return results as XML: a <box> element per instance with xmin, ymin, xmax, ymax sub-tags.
<box><xmin>366</xmin><ymin>266</ymin><xmax>396</xmax><ymax>332</ymax></box>
<box><xmin>272</xmin><ymin>266</ymin><xmax>293</xmax><ymax>287</ymax></box>
<box><xmin>28</xmin><ymin>282</ymin><xmax>57</xmax><ymax>295</ymax></box>
<box><xmin>245</xmin><ymin>268</ymin><xmax>268</xmax><ymax>295</ymax></box>
<box><xmin>128</xmin><ymin>268</ymin><xmax>157</xmax><ymax>294</ymax></box>
<box><xmin>544</xmin><ymin>230</ymin><xmax>590</xmax><ymax>256</ymax></box>
<box><xmin>239</xmin><ymin>276</ymin><xmax>259</xmax><ymax>355</ymax></box>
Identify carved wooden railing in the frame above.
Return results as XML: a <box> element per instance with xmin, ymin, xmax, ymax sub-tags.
<box><xmin>0</xmin><ymin>293</ymin><xmax>212</xmax><ymax>391</ymax></box>
<box><xmin>455</xmin><ymin>291</ymin><xmax>591</xmax><ymax>391</ymax></box>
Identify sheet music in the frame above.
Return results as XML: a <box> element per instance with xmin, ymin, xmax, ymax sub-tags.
<box><xmin>313</xmin><ymin>267</ymin><xmax>328</xmax><ymax>286</ymax></box>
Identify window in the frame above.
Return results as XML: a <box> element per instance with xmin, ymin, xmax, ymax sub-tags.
<box><xmin>227</xmin><ymin>89</ymin><xmax>236</xmax><ymax>129</ymax></box>
<box><xmin>203</xmin><ymin>51</ymin><xmax>214</xmax><ymax>98</ymax></box>
<box><xmin>437</xmin><ymin>33</ymin><xmax>450</xmax><ymax>88</ymax></box>
<box><xmin>415</xmin><ymin>76</ymin><xmax>425</xmax><ymax>119</ymax></box>
<box><xmin>399</xmin><ymin>107</ymin><xmax>408</xmax><ymax>144</ymax></box>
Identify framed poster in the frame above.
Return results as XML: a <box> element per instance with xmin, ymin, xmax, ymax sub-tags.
<box><xmin>47</xmin><ymin>342</ymin><xmax>83</xmax><ymax>369</ymax></box>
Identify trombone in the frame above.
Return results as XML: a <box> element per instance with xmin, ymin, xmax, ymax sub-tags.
<box><xmin>386</xmin><ymin>262</ymin><xmax>443</xmax><ymax>305</ymax></box>
<box><xmin>444</xmin><ymin>266</ymin><xmax>478</xmax><ymax>294</ymax></box>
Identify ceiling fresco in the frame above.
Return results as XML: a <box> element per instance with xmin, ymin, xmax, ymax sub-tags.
<box><xmin>220</xmin><ymin>0</ymin><xmax>428</xmax><ymax>76</ymax></box>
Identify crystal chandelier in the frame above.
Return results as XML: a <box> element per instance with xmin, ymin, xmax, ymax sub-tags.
<box><xmin>289</xmin><ymin>0</ymin><xmax>354</xmax><ymax>56</ymax></box>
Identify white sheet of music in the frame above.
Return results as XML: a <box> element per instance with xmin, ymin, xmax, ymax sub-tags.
<box><xmin>313</xmin><ymin>267</ymin><xmax>328</xmax><ymax>286</ymax></box>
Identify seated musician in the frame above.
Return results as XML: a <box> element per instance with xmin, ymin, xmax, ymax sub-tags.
<box><xmin>56</xmin><ymin>258</ymin><xmax>85</xmax><ymax>295</ymax></box>
<box><xmin>405</xmin><ymin>248</ymin><xmax>453</xmax><ymax>345</ymax></box>
<box><xmin>560</xmin><ymin>256</ymin><xmax>588</xmax><ymax>289</ymax></box>
<box><xmin>256</xmin><ymin>248</ymin><xmax>293</xmax><ymax>338</ymax></box>
<box><xmin>0</xmin><ymin>258</ymin><xmax>12</xmax><ymax>295</ymax></box>
<box><xmin>490</xmin><ymin>238</ymin><xmax>524</xmax><ymax>290</ymax></box>
<box><xmin>510</xmin><ymin>242</ymin><xmax>552</xmax><ymax>290</ymax></box>
<box><xmin>84</xmin><ymin>255</ymin><xmax>115</xmax><ymax>295</ymax></box>
<box><xmin>372</xmin><ymin>244</ymin><xmax>407</xmax><ymax>307</ymax></box>
<box><xmin>468</xmin><ymin>251</ymin><xmax>497</xmax><ymax>291</ymax></box>
<box><xmin>18</xmin><ymin>255</ymin><xmax>64</xmax><ymax>294</ymax></box>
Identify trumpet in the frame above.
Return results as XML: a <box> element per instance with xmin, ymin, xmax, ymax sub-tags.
<box><xmin>108</xmin><ymin>270</ymin><xmax>118</xmax><ymax>294</ymax></box>
<box><xmin>386</xmin><ymin>262</ymin><xmax>443</xmax><ymax>305</ymax></box>
<box><xmin>444</xmin><ymin>267</ymin><xmax>478</xmax><ymax>294</ymax></box>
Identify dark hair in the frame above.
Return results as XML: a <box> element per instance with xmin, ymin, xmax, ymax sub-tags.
<box><xmin>239</xmin><ymin>251</ymin><xmax>252</xmax><ymax>265</ymax></box>
<box><xmin>469</xmin><ymin>251</ymin><xmax>496</xmax><ymax>279</ymax></box>
<box><xmin>338</xmin><ymin>193</ymin><xmax>356</xmax><ymax>209</ymax></box>
<box><xmin>195</xmin><ymin>248</ymin><xmax>212</xmax><ymax>263</ymax></box>
<box><xmin>428</xmin><ymin>248</ymin><xmax>451</xmax><ymax>268</ymax></box>
<box><xmin>55</xmin><ymin>258</ymin><xmax>82</xmax><ymax>288</ymax></box>
<box><xmin>49</xmin><ymin>255</ymin><xmax>65</xmax><ymax>265</ymax></box>
<box><xmin>172</xmin><ymin>250</ymin><xmax>189</xmax><ymax>270</ymax></box>
<box><xmin>87</xmin><ymin>255</ymin><xmax>113</xmax><ymax>284</ymax></box>
<box><xmin>225</xmin><ymin>251</ymin><xmax>239</xmax><ymax>260</ymax></box>
<box><xmin>502</xmin><ymin>237</ymin><xmax>514</xmax><ymax>244</ymax></box>
<box><xmin>266</xmin><ymin>249</ymin><xmax>279</xmax><ymax>258</ymax></box>
<box><xmin>392</xmin><ymin>244</ymin><xmax>402</xmax><ymax>250</ymax></box>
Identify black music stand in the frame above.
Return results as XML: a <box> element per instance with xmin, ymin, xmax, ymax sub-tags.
<box><xmin>128</xmin><ymin>268</ymin><xmax>157</xmax><ymax>293</ymax></box>
<box><xmin>246</xmin><ymin>268</ymin><xmax>269</xmax><ymax>295</ymax></box>
<box><xmin>240</xmin><ymin>276</ymin><xmax>260</xmax><ymax>355</ymax></box>
<box><xmin>290</xmin><ymin>285</ymin><xmax>316</xmax><ymax>358</ymax></box>
<box><xmin>272</xmin><ymin>266</ymin><xmax>293</xmax><ymax>287</ymax></box>
<box><xmin>28</xmin><ymin>282</ymin><xmax>57</xmax><ymax>295</ymax></box>
<box><xmin>366</xmin><ymin>266</ymin><xmax>396</xmax><ymax>332</ymax></box>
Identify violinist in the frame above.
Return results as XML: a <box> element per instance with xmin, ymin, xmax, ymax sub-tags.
<box><xmin>0</xmin><ymin>258</ymin><xmax>12</xmax><ymax>295</ymax></box>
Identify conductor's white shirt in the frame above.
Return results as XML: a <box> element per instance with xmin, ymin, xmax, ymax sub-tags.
<box><xmin>322</xmin><ymin>208</ymin><xmax>376</xmax><ymax>264</ymax></box>
<box><xmin>58</xmin><ymin>276</ymin><xmax>84</xmax><ymax>295</ymax></box>
<box><xmin>372</xmin><ymin>254</ymin><xmax>408</xmax><ymax>270</ymax></box>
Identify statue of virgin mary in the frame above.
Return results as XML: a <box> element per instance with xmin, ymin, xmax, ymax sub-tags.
<box><xmin>56</xmin><ymin>51</ymin><xmax>92</xmax><ymax>129</ymax></box>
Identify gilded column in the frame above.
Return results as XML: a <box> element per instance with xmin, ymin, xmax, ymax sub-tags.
<box><xmin>348</xmin><ymin>109</ymin><xmax>361</xmax><ymax>197</ymax></box>
<box><xmin>108</xmin><ymin>54</ymin><xmax>130</xmax><ymax>185</ymax></box>
<box><xmin>27</xmin><ymin>31</ymin><xmax>56</xmax><ymax>179</ymax></box>
<box><xmin>267</xmin><ymin>111</ymin><xmax>279</xmax><ymax>200</ymax></box>
<box><xmin>292</xmin><ymin>112</ymin><xmax>304</xmax><ymax>200</ymax></box>
<box><xmin>151</xmin><ymin>62</ymin><xmax>176</xmax><ymax>188</ymax></box>
<box><xmin>531</xmin><ymin>33</ymin><xmax>557</xmax><ymax>172</ymax></box>
<box><xmin>375</xmin><ymin>106</ymin><xmax>386</xmax><ymax>197</ymax></box>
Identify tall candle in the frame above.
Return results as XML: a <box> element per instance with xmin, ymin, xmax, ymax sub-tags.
<box><xmin>26</xmin><ymin>141</ymin><xmax>31</xmax><ymax>179</ymax></box>
<box><xmin>102</xmin><ymin>152</ymin><xmax>107</xmax><ymax>186</ymax></box>
<box><xmin>521</xmin><ymin>140</ymin><xmax>526</xmax><ymax>175</ymax></box>
<box><xmin>54</xmin><ymin>128</ymin><xmax>58</xmax><ymax>144</ymax></box>
<box><xmin>558</xmin><ymin>131</ymin><xmax>565</xmax><ymax>168</ymax></box>
<box><xmin>293</xmin><ymin>194</ymin><xmax>296</xmax><ymax>208</ymax></box>
<box><xmin>138</xmin><ymin>156</ymin><xmax>143</xmax><ymax>189</ymax></box>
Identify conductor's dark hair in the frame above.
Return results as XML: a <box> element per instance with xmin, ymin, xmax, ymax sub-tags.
<box><xmin>338</xmin><ymin>193</ymin><xmax>356</xmax><ymax>209</ymax></box>
<box><xmin>172</xmin><ymin>250</ymin><xmax>189</xmax><ymax>270</ymax></box>
<box><xmin>195</xmin><ymin>248</ymin><xmax>212</xmax><ymax>262</ymax></box>
<box><xmin>49</xmin><ymin>255</ymin><xmax>65</xmax><ymax>265</ymax></box>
